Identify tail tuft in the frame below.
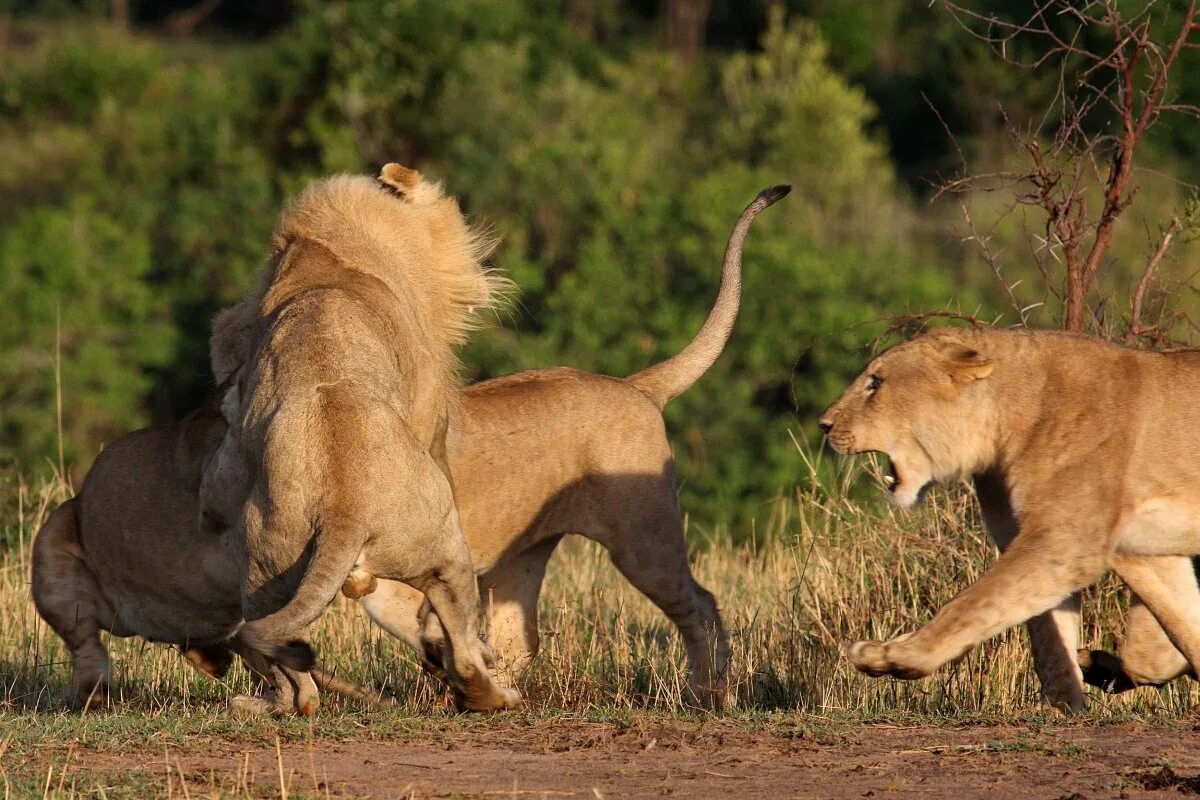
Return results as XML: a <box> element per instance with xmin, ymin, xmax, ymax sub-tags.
<box><xmin>627</xmin><ymin>184</ymin><xmax>788</xmax><ymax>407</ymax></box>
<box><xmin>759</xmin><ymin>185</ymin><xmax>791</xmax><ymax>205</ymax></box>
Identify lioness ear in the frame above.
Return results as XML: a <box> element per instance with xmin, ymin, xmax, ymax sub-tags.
<box><xmin>946</xmin><ymin>347</ymin><xmax>993</xmax><ymax>384</ymax></box>
<box><xmin>377</xmin><ymin>163</ymin><xmax>422</xmax><ymax>198</ymax></box>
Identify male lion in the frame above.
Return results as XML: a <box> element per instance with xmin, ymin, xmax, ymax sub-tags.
<box><xmin>31</xmin><ymin>388</ymin><xmax>382</xmax><ymax>713</ymax></box>
<box><xmin>819</xmin><ymin>326</ymin><xmax>1200</xmax><ymax>711</ymax></box>
<box><xmin>203</xmin><ymin>164</ymin><xmax>519</xmax><ymax>712</ymax></box>
<box><xmin>353</xmin><ymin>184</ymin><xmax>791</xmax><ymax>709</ymax></box>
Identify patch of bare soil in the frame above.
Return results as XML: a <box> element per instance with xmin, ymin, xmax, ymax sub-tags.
<box><xmin>68</xmin><ymin>719</ymin><xmax>1200</xmax><ymax>799</ymax></box>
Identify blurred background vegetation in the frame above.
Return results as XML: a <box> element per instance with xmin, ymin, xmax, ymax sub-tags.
<box><xmin>1</xmin><ymin>0</ymin><xmax>1198</xmax><ymax>535</ymax></box>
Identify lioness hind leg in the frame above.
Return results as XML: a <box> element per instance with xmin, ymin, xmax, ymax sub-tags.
<box><xmin>1108</xmin><ymin>555</ymin><xmax>1200</xmax><ymax>688</ymax></box>
<box><xmin>1079</xmin><ymin>590</ymin><xmax>1193</xmax><ymax>693</ymax></box>
<box><xmin>597</xmin><ymin>505</ymin><xmax>730</xmax><ymax>710</ymax></box>
<box><xmin>31</xmin><ymin>500</ymin><xmax>113</xmax><ymax>711</ymax></box>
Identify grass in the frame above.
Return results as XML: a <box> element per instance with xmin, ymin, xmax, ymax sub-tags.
<box><xmin>1</xmin><ymin>449</ymin><xmax>1197</xmax><ymax>796</ymax></box>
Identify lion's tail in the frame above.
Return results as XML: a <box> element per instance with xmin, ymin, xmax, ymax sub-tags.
<box><xmin>627</xmin><ymin>185</ymin><xmax>790</xmax><ymax>408</ymax></box>
<box><xmin>238</xmin><ymin>529</ymin><xmax>362</xmax><ymax>671</ymax></box>
<box><xmin>310</xmin><ymin>668</ymin><xmax>400</xmax><ymax>710</ymax></box>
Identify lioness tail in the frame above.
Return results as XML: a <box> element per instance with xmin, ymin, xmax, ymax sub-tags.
<box><xmin>627</xmin><ymin>184</ymin><xmax>790</xmax><ymax>408</ymax></box>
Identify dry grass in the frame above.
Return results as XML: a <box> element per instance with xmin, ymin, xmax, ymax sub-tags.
<box><xmin>2</xmin><ymin>445</ymin><xmax>1196</xmax><ymax>724</ymax></box>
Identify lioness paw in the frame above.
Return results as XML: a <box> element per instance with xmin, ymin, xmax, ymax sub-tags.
<box><xmin>846</xmin><ymin>639</ymin><xmax>932</xmax><ymax>680</ymax></box>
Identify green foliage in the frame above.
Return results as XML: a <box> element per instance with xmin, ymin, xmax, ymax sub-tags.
<box><xmin>0</xmin><ymin>23</ymin><xmax>279</xmax><ymax>467</ymax></box>
<box><xmin>9</xmin><ymin>1</ymin><xmax>1192</xmax><ymax>533</ymax></box>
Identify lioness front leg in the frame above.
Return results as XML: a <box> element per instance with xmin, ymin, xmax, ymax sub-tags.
<box><xmin>974</xmin><ymin>472</ymin><xmax>1086</xmax><ymax>711</ymax></box>
<box><xmin>848</xmin><ymin>535</ymin><xmax>1105</xmax><ymax>680</ymax></box>
<box><xmin>479</xmin><ymin>536</ymin><xmax>562</xmax><ymax>683</ymax></box>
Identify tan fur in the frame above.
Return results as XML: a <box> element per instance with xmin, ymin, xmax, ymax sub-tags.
<box><xmin>357</xmin><ymin>186</ymin><xmax>788</xmax><ymax>708</ymax></box>
<box><xmin>29</xmin><ymin>391</ymin><xmax>347</xmax><ymax>714</ymax></box>
<box><xmin>820</xmin><ymin>326</ymin><xmax>1200</xmax><ymax>711</ymax></box>
<box><xmin>1078</xmin><ymin>558</ymin><xmax>1199</xmax><ymax>693</ymax></box>
<box><xmin>32</xmin><ymin>184</ymin><xmax>782</xmax><ymax>713</ymax></box>
<box><xmin>203</xmin><ymin>165</ymin><xmax>519</xmax><ymax>712</ymax></box>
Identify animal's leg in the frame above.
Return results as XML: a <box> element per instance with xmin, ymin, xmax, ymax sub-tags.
<box><xmin>416</xmin><ymin>597</ymin><xmax>449</xmax><ymax>680</ymax></box>
<box><xmin>226</xmin><ymin>633</ymin><xmax>320</xmax><ymax>716</ymax></box>
<box><xmin>237</xmin><ymin>496</ymin><xmax>361</xmax><ymax>673</ymax></box>
<box><xmin>414</xmin><ymin>516</ymin><xmax>521</xmax><ymax>711</ymax></box>
<box><xmin>974</xmin><ymin>472</ymin><xmax>1085</xmax><ymax>712</ymax></box>
<box><xmin>1109</xmin><ymin>554</ymin><xmax>1200</xmax><ymax>683</ymax></box>
<box><xmin>31</xmin><ymin>501</ymin><xmax>113</xmax><ymax>711</ymax></box>
<box><xmin>1079</xmin><ymin>587</ymin><xmax>1192</xmax><ymax>693</ymax></box>
<box><xmin>478</xmin><ymin>536</ymin><xmax>562</xmax><ymax>684</ymax></box>
<box><xmin>597</xmin><ymin>510</ymin><xmax>729</xmax><ymax>709</ymax></box>
<box><xmin>848</xmin><ymin>532</ymin><xmax>1105</xmax><ymax>680</ymax></box>
<box><xmin>359</xmin><ymin>579</ymin><xmax>426</xmax><ymax>654</ymax></box>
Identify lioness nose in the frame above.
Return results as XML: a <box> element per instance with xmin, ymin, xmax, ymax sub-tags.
<box><xmin>818</xmin><ymin>418</ymin><xmax>833</xmax><ymax>434</ymax></box>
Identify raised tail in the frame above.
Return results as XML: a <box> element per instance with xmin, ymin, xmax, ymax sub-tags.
<box><xmin>627</xmin><ymin>184</ymin><xmax>790</xmax><ymax>408</ymax></box>
<box><xmin>237</xmin><ymin>529</ymin><xmax>362</xmax><ymax>671</ymax></box>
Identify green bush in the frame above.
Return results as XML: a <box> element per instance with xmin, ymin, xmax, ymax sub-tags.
<box><xmin>0</xmin><ymin>5</ymin><xmax>960</xmax><ymax>533</ymax></box>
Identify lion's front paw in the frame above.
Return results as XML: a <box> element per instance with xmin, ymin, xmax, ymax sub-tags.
<box><xmin>846</xmin><ymin>639</ymin><xmax>932</xmax><ymax>680</ymax></box>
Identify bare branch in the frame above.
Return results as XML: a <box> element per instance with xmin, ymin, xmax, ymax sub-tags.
<box><xmin>1126</xmin><ymin>216</ymin><xmax>1183</xmax><ymax>345</ymax></box>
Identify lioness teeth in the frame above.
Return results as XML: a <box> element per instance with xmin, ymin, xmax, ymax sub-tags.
<box><xmin>884</xmin><ymin>475</ymin><xmax>896</xmax><ymax>486</ymax></box>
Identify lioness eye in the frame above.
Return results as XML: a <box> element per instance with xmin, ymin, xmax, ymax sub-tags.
<box><xmin>866</xmin><ymin>374</ymin><xmax>882</xmax><ymax>393</ymax></box>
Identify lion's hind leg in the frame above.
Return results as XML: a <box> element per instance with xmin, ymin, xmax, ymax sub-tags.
<box><xmin>418</xmin><ymin>553</ymin><xmax>523</xmax><ymax>711</ymax></box>
<box><xmin>31</xmin><ymin>500</ymin><xmax>113</xmax><ymax>711</ymax></box>
<box><xmin>599</xmin><ymin>504</ymin><xmax>730</xmax><ymax>710</ymax></box>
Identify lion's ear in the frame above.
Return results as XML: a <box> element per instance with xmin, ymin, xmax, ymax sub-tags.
<box><xmin>378</xmin><ymin>163</ymin><xmax>422</xmax><ymax>199</ymax></box>
<box><xmin>945</xmin><ymin>347</ymin><xmax>993</xmax><ymax>384</ymax></box>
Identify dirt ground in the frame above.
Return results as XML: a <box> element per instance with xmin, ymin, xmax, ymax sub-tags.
<box><xmin>41</xmin><ymin>718</ymin><xmax>1200</xmax><ymax>799</ymax></box>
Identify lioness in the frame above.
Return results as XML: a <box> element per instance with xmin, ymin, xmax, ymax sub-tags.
<box><xmin>203</xmin><ymin>164</ymin><xmax>520</xmax><ymax>712</ymax></box>
<box><xmin>31</xmin><ymin>388</ymin><xmax>381</xmax><ymax>713</ymax></box>
<box><xmin>819</xmin><ymin>326</ymin><xmax>1200</xmax><ymax>711</ymax></box>
<box><xmin>354</xmin><ymin>184</ymin><xmax>791</xmax><ymax>708</ymax></box>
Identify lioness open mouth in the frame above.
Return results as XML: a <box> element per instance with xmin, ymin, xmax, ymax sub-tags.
<box><xmin>883</xmin><ymin>458</ymin><xmax>898</xmax><ymax>494</ymax></box>
<box><xmin>875</xmin><ymin>454</ymin><xmax>933</xmax><ymax>503</ymax></box>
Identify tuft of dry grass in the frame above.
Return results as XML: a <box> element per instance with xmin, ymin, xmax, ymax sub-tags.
<box><xmin>0</xmin><ymin>443</ymin><xmax>1196</xmax><ymax>722</ymax></box>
